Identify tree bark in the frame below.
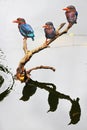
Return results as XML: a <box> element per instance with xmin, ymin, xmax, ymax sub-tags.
<box><xmin>15</xmin><ymin>22</ymin><xmax>71</xmax><ymax>81</ymax></box>
<box><xmin>18</xmin><ymin>23</ymin><xmax>68</xmax><ymax>68</ymax></box>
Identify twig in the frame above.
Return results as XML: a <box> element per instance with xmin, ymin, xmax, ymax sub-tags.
<box><xmin>27</xmin><ymin>65</ymin><xmax>56</xmax><ymax>74</ymax></box>
<box><xmin>18</xmin><ymin>23</ymin><xmax>67</xmax><ymax>68</ymax></box>
<box><xmin>15</xmin><ymin>22</ymin><xmax>71</xmax><ymax>81</ymax></box>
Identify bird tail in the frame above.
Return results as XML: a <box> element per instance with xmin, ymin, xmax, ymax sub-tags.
<box><xmin>28</xmin><ymin>33</ymin><xmax>35</xmax><ymax>41</ymax></box>
<box><xmin>32</xmin><ymin>37</ymin><xmax>34</xmax><ymax>41</ymax></box>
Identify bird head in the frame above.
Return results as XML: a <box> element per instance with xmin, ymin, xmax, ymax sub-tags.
<box><xmin>63</xmin><ymin>5</ymin><xmax>76</xmax><ymax>12</ymax></box>
<box><xmin>42</xmin><ymin>22</ymin><xmax>54</xmax><ymax>29</ymax></box>
<box><xmin>13</xmin><ymin>18</ymin><xmax>26</xmax><ymax>25</ymax></box>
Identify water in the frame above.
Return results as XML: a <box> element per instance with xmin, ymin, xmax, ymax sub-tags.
<box><xmin>0</xmin><ymin>50</ymin><xmax>14</xmax><ymax>101</ymax></box>
<box><xmin>1</xmin><ymin>37</ymin><xmax>87</xmax><ymax>129</ymax></box>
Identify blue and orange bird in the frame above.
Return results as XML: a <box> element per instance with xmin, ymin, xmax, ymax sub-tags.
<box><xmin>63</xmin><ymin>5</ymin><xmax>78</xmax><ymax>30</ymax></box>
<box><xmin>42</xmin><ymin>22</ymin><xmax>56</xmax><ymax>42</ymax></box>
<box><xmin>13</xmin><ymin>18</ymin><xmax>35</xmax><ymax>40</ymax></box>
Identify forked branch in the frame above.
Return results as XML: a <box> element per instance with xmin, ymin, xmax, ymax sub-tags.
<box><xmin>15</xmin><ymin>22</ymin><xmax>71</xmax><ymax>81</ymax></box>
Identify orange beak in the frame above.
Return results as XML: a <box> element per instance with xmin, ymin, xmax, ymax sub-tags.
<box><xmin>42</xmin><ymin>25</ymin><xmax>49</xmax><ymax>29</ymax></box>
<box><xmin>63</xmin><ymin>7</ymin><xmax>69</xmax><ymax>11</ymax></box>
<box><xmin>12</xmin><ymin>20</ymin><xmax>19</xmax><ymax>23</ymax></box>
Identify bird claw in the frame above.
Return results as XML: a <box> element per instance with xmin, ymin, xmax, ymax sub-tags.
<box><xmin>25</xmin><ymin>50</ymin><xmax>30</xmax><ymax>54</ymax></box>
<box><xmin>44</xmin><ymin>41</ymin><xmax>50</xmax><ymax>47</ymax></box>
<box><xmin>23</xmin><ymin>37</ymin><xmax>27</xmax><ymax>40</ymax></box>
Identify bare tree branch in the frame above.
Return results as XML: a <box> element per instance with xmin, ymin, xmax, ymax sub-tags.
<box><xmin>27</xmin><ymin>65</ymin><xmax>55</xmax><ymax>74</ymax></box>
<box><xmin>18</xmin><ymin>23</ymin><xmax>67</xmax><ymax>68</ymax></box>
<box><xmin>15</xmin><ymin>22</ymin><xmax>72</xmax><ymax>81</ymax></box>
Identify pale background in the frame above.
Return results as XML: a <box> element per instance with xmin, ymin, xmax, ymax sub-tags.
<box><xmin>0</xmin><ymin>0</ymin><xmax>87</xmax><ymax>130</ymax></box>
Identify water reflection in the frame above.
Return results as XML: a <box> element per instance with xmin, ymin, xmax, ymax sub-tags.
<box><xmin>20</xmin><ymin>78</ymin><xmax>81</xmax><ymax>125</ymax></box>
<box><xmin>0</xmin><ymin>49</ymin><xmax>81</xmax><ymax>125</ymax></box>
<box><xmin>47</xmin><ymin>90</ymin><xmax>59</xmax><ymax>112</ymax></box>
<box><xmin>69</xmin><ymin>98</ymin><xmax>81</xmax><ymax>125</ymax></box>
<box><xmin>20</xmin><ymin>79</ymin><xmax>37</xmax><ymax>101</ymax></box>
<box><xmin>0</xmin><ymin>75</ymin><xmax>4</xmax><ymax>87</ymax></box>
<box><xmin>0</xmin><ymin>50</ymin><xmax>14</xmax><ymax>101</ymax></box>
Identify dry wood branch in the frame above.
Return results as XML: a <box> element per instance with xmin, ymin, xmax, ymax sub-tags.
<box><xmin>19</xmin><ymin>22</ymin><xmax>68</xmax><ymax>68</ymax></box>
<box><xmin>19</xmin><ymin>50</ymin><xmax>33</xmax><ymax>66</ymax></box>
<box><xmin>15</xmin><ymin>22</ymin><xmax>72</xmax><ymax>82</ymax></box>
<box><xmin>27</xmin><ymin>65</ymin><xmax>55</xmax><ymax>74</ymax></box>
<box><xmin>23</xmin><ymin>39</ymin><xmax>28</xmax><ymax>54</ymax></box>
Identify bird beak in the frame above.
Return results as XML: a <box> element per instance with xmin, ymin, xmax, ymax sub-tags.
<box><xmin>42</xmin><ymin>25</ymin><xmax>48</xmax><ymax>29</ymax></box>
<box><xmin>63</xmin><ymin>7</ymin><xmax>69</xmax><ymax>11</ymax></box>
<box><xmin>12</xmin><ymin>20</ymin><xmax>19</xmax><ymax>23</ymax></box>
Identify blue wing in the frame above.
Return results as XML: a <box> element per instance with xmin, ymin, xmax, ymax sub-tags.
<box><xmin>19</xmin><ymin>24</ymin><xmax>35</xmax><ymax>40</ymax></box>
<box><xmin>75</xmin><ymin>11</ymin><xmax>78</xmax><ymax>17</ymax></box>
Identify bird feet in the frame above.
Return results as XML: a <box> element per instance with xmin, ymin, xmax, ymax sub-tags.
<box><xmin>25</xmin><ymin>50</ymin><xmax>31</xmax><ymax>54</ymax></box>
<box><xmin>44</xmin><ymin>40</ymin><xmax>50</xmax><ymax>47</ymax></box>
<box><xmin>23</xmin><ymin>37</ymin><xmax>27</xmax><ymax>40</ymax></box>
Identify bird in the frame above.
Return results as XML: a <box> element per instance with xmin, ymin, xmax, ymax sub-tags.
<box><xmin>63</xmin><ymin>5</ymin><xmax>78</xmax><ymax>30</ymax></box>
<box><xmin>13</xmin><ymin>18</ymin><xmax>35</xmax><ymax>40</ymax></box>
<box><xmin>42</xmin><ymin>22</ymin><xmax>56</xmax><ymax>42</ymax></box>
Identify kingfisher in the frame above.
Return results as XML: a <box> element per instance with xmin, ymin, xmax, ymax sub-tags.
<box><xmin>42</xmin><ymin>22</ymin><xmax>56</xmax><ymax>42</ymax></box>
<box><xmin>63</xmin><ymin>5</ymin><xmax>78</xmax><ymax>30</ymax></box>
<box><xmin>13</xmin><ymin>18</ymin><xmax>35</xmax><ymax>40</ymax></box>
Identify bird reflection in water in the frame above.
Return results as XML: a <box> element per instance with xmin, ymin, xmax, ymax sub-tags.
<box><xmin>19</xmin><ymin>78</ymin><xmax>81</xmax><ymax>125</ymax></box>
<box><xmin>0</xmin><ymin>49</ymin><xmax>81</xmax><ymax>125</ymax></box>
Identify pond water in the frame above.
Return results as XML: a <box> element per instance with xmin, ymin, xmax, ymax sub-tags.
<box><xmin>0</xmin><ymin>35</ymin><xmax>87</xmax><ymax>130</ymax></box>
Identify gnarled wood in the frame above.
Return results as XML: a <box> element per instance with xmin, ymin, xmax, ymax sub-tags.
<box><xmin>19</xmin><ymin>23</ymin><xmax>67</xmax><ymax>68</ymax></box>
<box><xmin>27</xmin><ymin>65</ymin><xmax>55</xmax><ymax>74</ymax></box>
<box><xmin>15</xmin><ymin>22</ymin><xmax>71</xmax><ymax>81</ymax></box>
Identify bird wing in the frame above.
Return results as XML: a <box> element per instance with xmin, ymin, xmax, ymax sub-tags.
<box><xmin>75</xmin><ymin>11</ymin><xmax>78</xmax><ymax>17</ymax></box>
<box><xmin>19</xmin><ymin>24</ymin><xmax>35</xmax><ymax>40</ymax></box>
<box><xmin>20</xmin><ymin>24</ymin><xmax>34</xmax><ymax>34</ymax></box>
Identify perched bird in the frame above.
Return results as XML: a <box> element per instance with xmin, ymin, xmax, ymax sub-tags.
<box><xmin>43</xmin><ymin>22</ymin><xmax>56</xmax><ymax>42</ymax></box>
<box><xmin>13</xmin><ymin>18</ymin><xmax>35</xmax><ymax>40</ymax></box>
<box><xmin>63</xmin><ymin>5</ymin><xmax>78</xmax><ymax>30</ymax></box>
